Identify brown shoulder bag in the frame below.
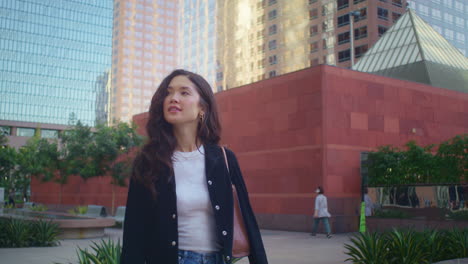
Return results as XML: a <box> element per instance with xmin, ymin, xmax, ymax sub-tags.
<box><xmin>221</xmin><ymin>147</ymin><xmax>251</xmax><ymax>258</ymax></box>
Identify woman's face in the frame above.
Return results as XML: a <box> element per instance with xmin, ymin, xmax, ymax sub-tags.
<box><xmin>163</xmin><ymin>75</ymin><xmax>204</xmax><ymax>127</ymax></box>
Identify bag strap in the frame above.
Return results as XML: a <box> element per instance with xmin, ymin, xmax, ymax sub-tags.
<box><xmin>221</xmin><ymin>146</ymin><xmax>230</xmax><ymax>173</ymax></box>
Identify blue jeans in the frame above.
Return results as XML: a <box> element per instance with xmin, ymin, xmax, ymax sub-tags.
<box><xmin>178</xmin><ymin>250</ymin><xmax>226</xmax><ymax>264</ymax></box>
<box><xmin>312</xmin><ymin>217</ymin><xmax>331</xmax><ymax>234</ymax></box>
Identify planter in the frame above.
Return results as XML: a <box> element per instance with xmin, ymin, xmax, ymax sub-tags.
<box><xmin>367</xmin><ymin>217</ymin><xmax>468</xmax><ymax>232</ymax></box>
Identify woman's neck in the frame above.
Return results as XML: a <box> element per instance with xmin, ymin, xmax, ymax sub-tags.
<box><xmin>173</xmin><ymin>124</ymin><xmax>200</xmax><ymax>152</ymax></box>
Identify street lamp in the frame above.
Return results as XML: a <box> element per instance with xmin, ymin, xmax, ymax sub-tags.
<box><xmin>349</xmin><ymin>10</ymin><xmax>360</xmax><ymax>67</ymax></box>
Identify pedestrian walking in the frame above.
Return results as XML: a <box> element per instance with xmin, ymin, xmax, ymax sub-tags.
<box><xmin>311</xmin><ymin>186</ymin><xmax>332</xmax><ymax>238</ymax></box>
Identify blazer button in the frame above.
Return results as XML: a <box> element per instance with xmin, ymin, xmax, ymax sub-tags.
<box><xmin>208</xmin><ymin>180</ymin><xmax>212</xmax><ymax>185</ymax></box>
<box><xmin>222</xmin><ymin>230</ymin><xmax>227</xmax><ymax>236</ymax></box>
<box><xmin>215</xmin><ymin>205</ymin><xmax>220</xmax><ymax>210</ymax></box>
<box><xmin>171</xmin><ymin>241</ymin><xmax>176</xmax><ymax>246</ymax></box>
<box><xmin>172</xmin><ymin>214</ymin><xmax>176</xmax><ymax>219</ymax></box>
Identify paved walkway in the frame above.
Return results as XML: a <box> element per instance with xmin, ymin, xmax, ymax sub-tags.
<box><xmin>0</xmin><ymin>229</ymin><xmax>353</xmax><ymax>264</ymax></box>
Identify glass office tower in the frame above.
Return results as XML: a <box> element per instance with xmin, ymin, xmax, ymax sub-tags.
<box><xmin>178</xmin><ymin>0</ymin><xmax>217</xmax><ymax>90</ymax></box>
<box><xmin>408</xmin><ymin>0</ymin><xmax>467</xmax><ymax>56</ymax></box>
<box><xmin>0</xmin><ymin>0</ymin><xmax>112</xmax><ymax>126</ymax></box>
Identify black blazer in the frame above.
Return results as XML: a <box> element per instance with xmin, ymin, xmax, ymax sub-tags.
<box><xmin>121</xmin><ymin>144</ymin><xmax>268</xmax><ymax>264</ymax></box>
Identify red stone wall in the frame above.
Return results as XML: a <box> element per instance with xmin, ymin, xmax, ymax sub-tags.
<box><xmin>31</xmin><ymin>65</ymin><xmax>468</xmax><ymax>232</ymax></box>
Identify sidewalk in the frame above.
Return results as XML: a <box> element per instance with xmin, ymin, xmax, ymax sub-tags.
<box><xmin>0</xmin><ymin>229</ymin><xmax>353</xmax><ymax>264</ymax></box>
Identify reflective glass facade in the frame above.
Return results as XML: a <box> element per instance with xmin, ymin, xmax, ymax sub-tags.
<box><xmin>0</xmin><ymin>0</ymin><xmax>112</xmax><ymax>126</ymax></box>
<box><xmin>178</xmin><ymin>0</ymin><xmax>217</xmax><ymax>89</ymax></box>
<box><xmin>408</xmin><ymin>0</ymin><xmax>467</xmax><ymax>56</ymax></box>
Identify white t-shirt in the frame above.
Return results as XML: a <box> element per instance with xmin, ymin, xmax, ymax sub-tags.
<box><xmin>315</xmin><ymin>194</ymin><xmax>331</xmax><ymax>218</ymax></box>
<box><xmin>172</xmin><ymin>146</ymin><xmax>221</xmax><ymax>253</ymax></box>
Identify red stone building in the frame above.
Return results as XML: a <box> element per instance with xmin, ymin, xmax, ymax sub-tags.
<box><xmin>31</xmin><ymin>65</ymin><xmax>468</xmax><ymax>232</ymax></box>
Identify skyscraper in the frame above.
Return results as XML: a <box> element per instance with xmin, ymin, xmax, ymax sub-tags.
<box><xmin>178</xmin><ymin>0</ymin><xmax>217</xmax><ymax>89</ymax></box>
<box><xmin>215</xmin><ymin>0</ymin><xmax>407</xmax><ymax>90</ymax></box>
<box><xmin>0</xmin><ymin>0</ymin><xmax>113</xmax><ymax>126</ymax></box>
<box><xmin>407</xmin><ymin>0</ymin><xmax>467</xmax><ymax>56</ymax></box>
<box><xmin>111</xmin><ymin>0</ymin><xmax>178</xmax><ymax>123</ymax></box>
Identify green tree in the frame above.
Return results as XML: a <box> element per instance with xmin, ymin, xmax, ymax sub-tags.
<box><xmin>16</xmin><ymin>134</ymin><xmax>59</xmax><ymax>201</ymax></box>
<box><xmin>436</xmin><ymin>134</ymin><xmax>468</xmax><ymax>183</ymax></box>
<box><xmin>0</xmin><ymin>145</ymin><xmax>18</xmax><ymax>196</ymax></box>
<box><xmin>84</xmin><ymin>122</ymin><xmax>143</xmax><ymax>214</ymax></box>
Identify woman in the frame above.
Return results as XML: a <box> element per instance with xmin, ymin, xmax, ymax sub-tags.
<box><xmin>311</xmin><ymin>186</ymin><xmax>332</xmax><ymax>238</ymax></box>
<box><xmin>121</xmin><ymin>69</ymin><xmax>268</xmax><ymax>264</ymax></box>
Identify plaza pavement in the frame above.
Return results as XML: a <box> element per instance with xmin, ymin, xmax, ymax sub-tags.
<box><xmin>0</xmin><ymin>229</ymin><xmax>353</xmax><ymax>264</ymax></box>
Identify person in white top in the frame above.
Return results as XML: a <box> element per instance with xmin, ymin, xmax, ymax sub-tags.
<box><xmin>121</xmin><ymin>69</ymin><xmax>268</xmax><ymax>264</ymax></box>
<box><xmin>364</xmin><ymin>187</ymin><xmax>373</xmax><ymax>217</ymax></box>
<box><xmin>311</xmin><ymin>186</ymin><xmax>332</xmax><ymax>238</ymax></box>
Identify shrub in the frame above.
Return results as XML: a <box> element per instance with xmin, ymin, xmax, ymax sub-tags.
<box><xmin>386</xmin><ymin>229</ymin><xmax>428</xmax><ymax>264</ymax></box>
<box><xmin>344</xmin><ymin>228</ymin><xmax>468</xmax><ymax>264</ymax></box>
<box><xmin>30</xmin><ymin>204</ymin><xmax>48</xmax><ymax>212</ymax></box>
<box><xmin>447</xmin><ymin>210</ymin><xmax>468</xmax><ymax>221</ymax></box>
<box><xmin>56</xmin><ymin>239</ymin><xmax>122</xmax><ymax>264</ymax></box>
<box><xmin>0</xmin><ymin>217</ymin><xmax>60</xmax><ymax>248</ymax></box>
<box><xmin>4</xmin><ymin>218</ymin><xmax>30</xmax><ymax>247</ymax></box>
<box><xmin>30</xmin><ymin>220</ymin><xmax>60</xmax><ymax>247</ymax></box>
<box><xmin>372</xmin><ymin>209</ymin><xmax>411</xmax><ymax>219</ymax></box>
<box><xmin>67</xmin><ymin>206</ymin><xmax>87</xmax><ymax>215</ymax></box>
<box><xmin>444</xmin><ymin>228</ymin><xmax>468</xmax><ymax>259</ymax></box>
<box><xmin>345</xmin><ymin>232</ymin><xmax>390</xmax><ymax>264</ymax></box>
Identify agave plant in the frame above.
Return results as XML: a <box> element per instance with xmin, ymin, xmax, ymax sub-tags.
<box><xmin>344</xmin><ymin>232</ymin><xmax>390</xmax><ymax>264</ymax></box>
<box><xmin>419</xmin><ymin>229</ymin><xmax>450</xmax><ymax>263</ymax></box>
<box><xmin>4</xmin><ymin>218</ymin><xmax>31</xmax><ymax>247</ymax></box>
<box><xmin>30</xmin><ymin>219</ymin><xmax>60</xmax><ymax>247</ymax></box>
<box><xmin>445</xmin><ymin>228</ymin><xmax>468</xmax><ymax>259</ymax></box>
<box><xmin>386</xmin><ymin>229</ymin><xmax>429</xmax><ymax>264</ymax></box>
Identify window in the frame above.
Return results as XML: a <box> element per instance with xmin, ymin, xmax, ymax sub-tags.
<box><xmin>378</xmin><ymin>25</ymin><xmax>387</xmax><ymax>36</ymax></box>
<box><xmin>354</xmin><ymin>26</ymin><xmax>367</xmax><ymax>40</ymax></box>
<box><xmin>216</xmin><ymin>72</ymin><xmax>223</xmax><ymax>81</ymax></box>
<box><xmin>455</xmin><ymin>17</ymin><xmax>464</xmax><ymax>28</ymax></box>
<box><xmin>338</xmin><ymin>49</ymin><xmax>351</xmax><ymax>62</ymax></box>
<box><xmin>310</xmin><ymin>41</ymin><xmax>319</xmax><ymax>52</ymax></box>
<box><xmin>337</xmin><ymin>14</ymin><xmax>350</xmax><ymax>27</ymax></box>
<box><xmin>268</xmin><ymin>40</ymin><xmax>277</xmax><ymax>50</ymax></box>
<box><xmin>268</xmin><ymin>0</ymin><xmax>277</xmax><ymax>5</ymax></box>
<box><xmin>309</xmin><ymin>9</ymin><xmax>318</xmax><ymax>19</ymax></box>
<box><xmin>431</xmin><ymin>9</ymin><xmax>441</xmax><ymax>20</ymax></box>
<box><xmin>418</xmin><ymin>4</ymin><xmax>429</xmax><ymax>16</ymax></box>
<box><xmin>354</xmin><ymin>0</ymin><xmax>365</xmax><ymax>3</ymax></box>
<box><xmin>338</xmin><ymin>32</ymin><xmax>350</xmax><ymax>44</ymax></box>
<box><xmin>269</xmin><ymin>70</ymin><xmax>276</xmax><ymax>78</ymax></box>
<box><xmin>268</xmin><ymin>9</ymin><xmax>277</xmax><ymax>20</ymax></box>
<box><xmin>269</xmin><ymin>55</ymin><xmax>277</xmax><ymax>65</ymax></box>
<box><xmin>269</xmin><ymin>24</ymin><xmax>277</xmax><ymax>35</ymax></box>
<box><xmin>311</xmin><ymin>58</ymin><xmax>319</xmax><ymax>67</ymax></box>
<box><xmin>322</xmin><ymin>38</ymin><xmax>332</xmax><ymax>49</ymax></box>
<box><xmin>309</xmin><ymin>0</ymin><xmax>318</xmax><ymax>4</ymax></box>
<box><xmin>322</xmin><ymin>20</ymin><xmax>331</xmax><ymax>32</ymax></box>
<box><xmin>41</xmin><ymin>129</ymin><xmax>58</xmax><ymax>139</ymax></box>
<box><xmin>310</xmin><ymin>25</ymin><xmax>318</xmax><ymax>36</ymax></box>
<box><xmin>445</xmin><ymin>29</ymin><xmax>454</xmax><ymax>40</ymax></box>
<box><xmin>0</xmin><ymin>126</ymin><xmax>11</xmax><ymax>136</ymax></box>
<box><xmin>378</xmin><ymin>7</ymin><xmax>388</xmax><ymax>20</ymax></box>
<box><xmin>337</xmin><ymin>0</ymin><xmax>349</xmax><ymax>10</ymax></box>
<box><xmin>17</xmin><ymin>127</ymin><xmax>35</xmax><ymax>137</ymax></box>
<box><xmin>355</xmin><ymin>44</ymin><xmax>368</xmax><ymax>58</ymax></box>
<box><xmin>392</xmin><ymin>12</ymin><xmax>401</xmax><ymax>22</ymax></box>
<box><xmin>392</xmin><ymin>0</ymin><xmax>402</xmax><ymax>7</ymax></box>
<box><xmin>445</xmin><ymin>13</ymin><xmax>454</xmax><ymax>24</ymax></box>
<box><xmin>355</xmin><ymin>8</ymin><xmax>367</xmax><ymax>22</ymax></box>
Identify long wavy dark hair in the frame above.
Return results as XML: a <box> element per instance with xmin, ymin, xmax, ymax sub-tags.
<box><xmin>132</xmin><ymin>69</ymin><xmax>221</xmax><ymax>197</ymax></box>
